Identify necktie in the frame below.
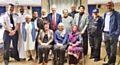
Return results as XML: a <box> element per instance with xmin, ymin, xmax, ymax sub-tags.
<box><xmin>10</xmin><ymin>14</ymin><xmax>15</xmax><ymax>30</ymax></box>
<box><xmin>52</xmin><ymin>14</ymin><xmax>56</xmax><ymax>30</ymax></box>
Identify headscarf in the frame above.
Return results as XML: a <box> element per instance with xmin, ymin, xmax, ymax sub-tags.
<box><xmin>57</xmin><ymin>23</ymin><xmax>66</xmax><ymax>37</ymax></box>
<box><xmin>69</xmin><ymin>25</ymin><xmax>79</xmax><ymax>43</ymax></box>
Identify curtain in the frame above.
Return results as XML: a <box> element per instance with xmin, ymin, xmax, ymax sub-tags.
<box><xmin>49</xmin><ymin>0</ymin><xmax>81</xmax><ymax>15</ymax></box>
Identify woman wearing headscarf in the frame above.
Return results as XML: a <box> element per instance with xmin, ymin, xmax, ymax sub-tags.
<box><xmin>22</xmin><ymin>15</ymin><xmax>37</xmax><ymax>61</ymax></box>
<box><xmin>37</xmin><ymin>20</ymin><xmax>54</xmax><ymax>65</ymax></box>
<box><xmin>68</xmin><ymin>25</ymin><xmax>83</xmax><ymax>65</ymax></box>
<box><xmin>53</xmin><ymin>23</ymin><xmax>68</xmax><ymax>65</ymax></box>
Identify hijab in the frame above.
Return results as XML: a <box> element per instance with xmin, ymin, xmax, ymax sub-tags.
<box><xmin>69</xmin><ymin>25</ymin><xmax>79</xmax><ymax>43</ymax></box>
<box><xmin>57</xmin><ymin>23</ymin><xmax>66</xmax><ymax>37</ymax></box>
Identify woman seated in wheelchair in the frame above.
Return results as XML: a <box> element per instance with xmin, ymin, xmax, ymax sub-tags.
<box><xmin>53</xmin><ymin>23</ymin><xmax>68</xmax><ymax>65</ymax></box>
<box><xmin>37</xmin><ymin>20</ymin><xmax>54</xmax><ymax>65</ymax></box>
<box><xmin>68</xmin><ymin>25</ymin><xmax>83</xmax><ymax>65</ymax></box>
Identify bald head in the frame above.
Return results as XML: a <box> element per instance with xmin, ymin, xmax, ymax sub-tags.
<box><xmin>106</xmin><ymin>1</ymin><xmax>114</xmax><ymax>12</ymax></box>
<box><xmin>51</xmin><ymin>4</ymin><xmax>57</xmax><ymax>14</ymax></box>
<box><xmin>71</xmin><ymin>4</ymin><xmax>76</xmax><ymax>12</ymax></box>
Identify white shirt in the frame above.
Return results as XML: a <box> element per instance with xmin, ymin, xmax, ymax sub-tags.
<box><xmin>104</xmin><ymin>12</ymin><xmax>112</xmax><ymax>31</ymax></box>
<box><xmin>2</xmin><ymin>12</ymin><xmax>20</xmax><ymax>30</ymax></box>
<box><xmin>18</xmin><ymin>13</ymin><xmax>27</xmax><ymax>23</ymax></box>
<box><xmin>34</xmin><ymin>18</ymin><xmax>38</xmax><ymax>29</ymax></box>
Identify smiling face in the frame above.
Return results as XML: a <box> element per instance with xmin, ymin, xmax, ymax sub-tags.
<box><xmin>106</xmin><ymin>2</ymin><xmax>114</xmax><ymax>12</ymax></box>
<box><xmin>8</xmin><ymin>4</ymin><xmax>14</xmax><ymax>13</ymax></box>
<box><xmin>79</xmin><ymin>7</ymin><xmax>85</xmax><ymax>13</ymax></box>
<box><xmin>44</xmin><ymin>23</ymin><xmax>49</xmax><ymax>31</ymax></box>
<box><xmin>63</xmin><ymin>9</ymin><xmax>68</xmax><ymax>17</ymax></box>
<box><xmin>92</xmin><ymin>13</ymin><xmax>98</xmax><ymax>18</ymax></box>
<box><xmin>73</xmin><ymin>25</ymin><xmax>77</xmax><ymax>33</ymax></box>
<box><xmin>19</xmin><ymin>6</ymin><xmax>24</xmax><ymax>14</ymax></box>
<box><xmin>51</xmin><ymin>5</ymin><xmax>57</xmax><ymax>14</ymax></box>
<box><xmin>71</xmin><ymin>4</ymin><xmax>76</xmax><ymax>12</ymax></box>
<box><xmin>25</xmin><ymin>16</ymin><xmax>31</xmax><ymax>23</ymax></box>
<box><xmin>33</xmin><ymin>12</ymin><xmax>38</xmax><ymax>18</ymax></box>
<box><xmin>58</xmin><ymin>25</ymin><xmax>64</xmax><ymax>31</ymax></box>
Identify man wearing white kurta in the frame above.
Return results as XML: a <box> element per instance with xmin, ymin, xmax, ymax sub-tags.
<box><xmin>22</xmin><ymin>15</ymin><xmax>37</xmax><ymax>61</ymax></box>
<box><xmin>17</xmin><ymin>6</ymin><xmax>28</xmax><ymax>59</ymax></box>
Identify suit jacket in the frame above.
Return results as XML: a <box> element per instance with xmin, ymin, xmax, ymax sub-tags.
<box><xmin>47</xmin><ymin>13</ymin><xmax>62</xmax><ymax>30</ymax></box>
<box><xmin>102</xmin><ymin>10</ymin><xmax>120</xmax><ymax>39</ymax></box>
<box><xmin>73</xmin><ymin>13</ymin><xmax>89</xmax><ymax>33</ymax></box>
<box><xmin>37</xmin><ymin>29</ymin><xmax>54</xmax><ymax>45</ymax></box>
<box><xmin>31</xmin><ymin>18</ymin><xmax>44</xmax><ymax>30</ymax></box>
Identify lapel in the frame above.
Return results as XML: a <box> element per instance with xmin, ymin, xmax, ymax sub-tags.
<box><xmin>56</xmin><ymin>13</ymin><xmax>58</xmax><ymax>25</ymax></box>
<box><xmin>77</xmin><ymin>13</ymin><xmax>85</xmax><ymax>25</ymax></box>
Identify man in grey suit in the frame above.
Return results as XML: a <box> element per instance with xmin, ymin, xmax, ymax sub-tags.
<box><xmin>73</xmin><ymin>5</ymin><xmax>89</xmax><ymax>55</ymax></box>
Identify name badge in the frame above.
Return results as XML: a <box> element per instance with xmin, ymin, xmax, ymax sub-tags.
<box><xmin>10</xmin><ymin>24</ymin><xmax>13</xmax><ymax>27</ymax></box>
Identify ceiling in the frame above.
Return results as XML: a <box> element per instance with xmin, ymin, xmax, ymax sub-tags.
<box><xmin>88</xmin><ymin>0</ymin><xmax>120</xmax><ymax>4</ymax></box>
<box><xmin>0</xmin><ymin>0</ymin><xmax>41</xmax><ymax>6</ymax></box>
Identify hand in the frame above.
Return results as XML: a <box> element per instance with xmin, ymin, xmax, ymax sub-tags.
<box><xmin>59</xmin><ymin>44</ymin><xmax>63</xmax><ymax>47</ymax></box>
<box><xmin>9</xmin><ymin>30</ymin><xmax>15</xmax><ymax>36</ymax></box>
<box><xmin>36</xmin><ymin>28</ymin><xmax>39</xmax><ymax>31</ymax></box>
<box><xmin>80</xmin><ymin>31</ymin><xmax>84</xmax><ymax>34</ymax></box>
<box><xmin>72</xmin><ymin>44</ymin><xmax>76</xmax><ymax>47</ymax></box>
<box><xmin>57</xmin><ymin>43</ymin><xmax>61</xmax><ymax>47</ymax></box>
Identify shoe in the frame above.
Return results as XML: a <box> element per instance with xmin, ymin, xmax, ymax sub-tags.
<box><xmin>103</xmin><ymin>63</ymin><xmax>109</xmax><ymax>65</ymax></box>
<box><xmin>94</xmin><ymin>58</ymin><xmax>100</xmax><ymax>62</ymax></box>
<box><xmin>15</xmin><ymin>58</ymin><xmax>20</xmax><ymax>61</ymax></box>
<box><xmin>89</xmin><ymin>56</ymin><xmax>94</xmax><ymax>59</ymax></box>
<box><xmin>4</xmin><ymin>60</ymin><xmax>9</xmax><ymax>65</ymax></box>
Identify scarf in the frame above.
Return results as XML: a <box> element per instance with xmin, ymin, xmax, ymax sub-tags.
<box><xmin>58</xmin><ymin>29</ymin><xmax>66</xmax><ymax>37</ymax></box>
<box><xmin>69</xmin><ymin>25</ymin><xmax>79</xmax><ymax>43</ymax></box>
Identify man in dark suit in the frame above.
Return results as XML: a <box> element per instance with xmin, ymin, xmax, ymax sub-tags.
<box><xmin>102</xmin><ymin>1</ymin><xmax>120</xmax><ymax>65</ymax></box>
<box><xmin>47</xmin><ymin>4</ymin><xmax>62</xmax><ymax>31</ymax></box>
<box><xmin>31</xmin><ymin>11</ymin><xmax>44</xmax><ymax>59</ymax></box>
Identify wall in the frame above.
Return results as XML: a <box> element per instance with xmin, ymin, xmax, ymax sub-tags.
<box><xmin>82</xmin><ymin>0</ymin><xmax>88</xmax><ymax>12</ymax></box>
<box><xmin>96</xmin><ymin>4</ymin><xmax>120</xmax><ymax>17</ymax></box>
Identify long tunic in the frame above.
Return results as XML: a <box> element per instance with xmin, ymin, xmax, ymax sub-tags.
<box><xmin>24</xmin><ymin>22</ymin><xmax>36</xmax><ymax>51</ymax></box>
<box><xmin>18</xmin><ymin>13</ymin><xmax>27</xmax><ymax>58</ymax></box>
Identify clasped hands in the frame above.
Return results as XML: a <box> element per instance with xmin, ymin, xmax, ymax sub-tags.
<box><xmin>9</xmin><ymin>30</ymin><xmax>16</xmax><ymax>36</ymax></box>
<box><xmin>57</xmin><ymin>43</ymin><xmax>63</xmax><ymax>47</ymax></box>
<box><xmin>41</xmin><ymin>43</ymin><xmax>48</xmax><ymax>48</ymax></box>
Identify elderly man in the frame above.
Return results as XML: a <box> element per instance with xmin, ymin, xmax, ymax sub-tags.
<box><xmin>40</xmin><ymin>9</ymin><xmax>47</xmax><ymax>20</ymax></box>
<box><xmin>22</xmin><ymin>15</ymin><xmax>37</xmax><ymax>61</ymax></box>
<box><xmin>47</xmin><ymin>4</ymin><xmax>62</xmax><ymax>31</ymax></box>
<box><xmin>102</xmin><ymin>1</ymin><xmax>120</xmax><ymax>65</ymax></box>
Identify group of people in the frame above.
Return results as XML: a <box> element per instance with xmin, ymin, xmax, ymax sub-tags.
<box><xmin>0</xmin><ymin>1</ymin><xmax>120</xmax><ymax>65</ymax></box>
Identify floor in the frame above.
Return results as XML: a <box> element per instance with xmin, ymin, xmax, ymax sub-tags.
<box><xmin>0</xmin><ymin>42</ymin><xmax>120</xmax><ymax>65</ymax></box>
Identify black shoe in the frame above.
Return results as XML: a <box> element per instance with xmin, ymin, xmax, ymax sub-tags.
<box><xmin>4</xmin><ymin>60</ymin><xmax>9</xmax><ymax>65</ymax></box>
<box><xmin>15</xmin><ymin>58</ymin><xmax>20</xmax><ymax>61</ymax></box>
<box><xmin>103</xmin><ymin>63</ymin><xmax>109</xmax><ymax>65</ymax></box>
<box><xmin>89</xmin><ymin>56</ymin><xmax>94</xmax><ymax>59</ymax></box>
<box><xmin>94</xmin><ymin>58</ymin><xmax>100</xmax><ymax>62</ymax></box>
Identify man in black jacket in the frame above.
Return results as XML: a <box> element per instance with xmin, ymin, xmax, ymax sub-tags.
<box><xmin>31</xmin><ymin>11</ymin><xmax>44</xmax><ymax>59</ymax></box>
